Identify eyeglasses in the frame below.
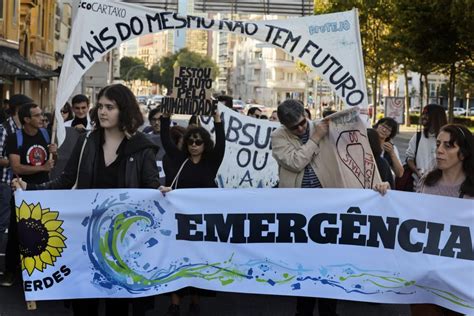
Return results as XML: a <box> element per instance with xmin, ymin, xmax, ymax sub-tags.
<box><xmin>61</xmin><ymin>110</ymin><xmax>69</xmax><ymax>114</ymax></box>
<box><xmin>378</xmin><ymin>124</ymin><xmax>392</xmax><ymax>133</ymax></box>
<box><xmin>288</xmin><ymin>119</ymin><xmax>306</xmax><ymax>130</ymax></box>
<box><xmin>186</xmin><ymin>139</ymin><xmax>204</xmax><ymax>146</ymax></box>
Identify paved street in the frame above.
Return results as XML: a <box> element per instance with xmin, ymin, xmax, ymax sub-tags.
<box><xmin>0</xmin><ymin>127</ymin><xmax>415</xmax><ymax>316</ymax></box>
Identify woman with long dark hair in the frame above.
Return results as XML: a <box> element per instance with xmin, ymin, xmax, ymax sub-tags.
<box><xmin>13</xmin><ymin>84</ymin><xmax>160</xmax><ymax>316</ymax></box>
<box><xmin>406</xmin><ymin>104</ymin><xmax>447</xmax><ymax>187</ymax></box>
<box><xmin>411</xmin><ymin>124</ymin><xmax>473</xmax><ymax>316</ymax></box>
<box><xmin>367</xmin><ymin>128</ymin><xmax>394</xmax><ymax>188</ymax></box>
<box><xmin>159</xmin><ymin>110</ymin><xmax>225</xmax><ymax>316</ymax></box>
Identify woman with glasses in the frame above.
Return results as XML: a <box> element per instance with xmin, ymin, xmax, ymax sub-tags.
<box><xmin>159</xmin><ymin>110</ymin><xmax>225</xmax><ymax>316</ymax></box>
<box><xmin>373</xmin><ymin>117</ymin><xmax>404</xmax><ymax>178</ymax></box>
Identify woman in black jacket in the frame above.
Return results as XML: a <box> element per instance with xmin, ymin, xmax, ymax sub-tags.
<box><xmin>160</xmin><ymin>111</ymin><xmax>225</xmax><ymax>190</ymax></box>
<box><xmin>14</xmin><ymin>84</ymin><xmax>160</xmax><ymax>316</ymax></box>
<box><xmin>159</xmin><ymin>111</ymin><xmax>225</xmax><ymax>316</ymax></box>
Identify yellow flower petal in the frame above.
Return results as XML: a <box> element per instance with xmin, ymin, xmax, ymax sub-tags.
<box><xmin>18</xmin><ymin>201</ymin><xmax>31</xmax><ymax>220</ymax></box>
<box><xmin>57</xmin><ymin>227</ymin><xmax>64</xmax><ymax>233</ymax></box>
<box><xmin>31</xmin><ymin>204</ymin><xmax>42</xmax><ymax>220</ymax></box>
<box><xmin>24</xmin><ymin>257</ymin><xmax>35</xmax><ymax>276</ymax></box>
<box><xmin>41</xmin><ymin>208</ymin><xmax>50</xmax><ymax>215</ymax></box>
<box><xmin>48</xmin><ymin>236</ymin><xmax>65</xmax><ymax>248</ymax></box>
<box><xmin>46</xmin><ymin>246</ymin><xmax>60</xmax><ymax>257</ymax></box>
<box><xmin>34</xmin><ymin>256</ymin><xmax>43</xmax><ymax>272</ymax></box>
<box><xmin>44</xmin><ymin>220</ymin><xmax>63</xmax><ymax>232</ymax></box>
<box><xmin>21</xmin><ymin>258</ymin><xmax>25</xmax><ymax>271</ymax></box>
<box><xmin>40</xmin><ymin>251</ymin><xmax>53</xmax><ymax>265</ymax></box>
<box><xmin>41</xmin><ymin>211</ymin><xmax>59</xmax><ymax>224</ymax></box>
<box><xmin>49</xmin><ymin>231</ymin><xmax>66</xmax><ymax>240</ymax></box>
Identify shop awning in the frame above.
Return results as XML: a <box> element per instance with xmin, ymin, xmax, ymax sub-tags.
<box><xmin>0</xmin><ymin>46</ymin><xmax>58</xmax><ymax>80</ymax></box>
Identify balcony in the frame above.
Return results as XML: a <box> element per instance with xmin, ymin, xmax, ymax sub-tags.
<box><xmin>266</xmin><ymin>79</ymin><xmax>305</xmax><ymax>90</ymax></box>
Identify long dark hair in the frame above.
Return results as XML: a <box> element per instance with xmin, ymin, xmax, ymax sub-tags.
<box><xmin>422</xmin><ymin>104</ymin><xmax>447</xmax><ymax>138</ymax></box>
<box><xmin>424</xmin><ymin>124</ymin><xmax>474</xmax><ymax>197</ymax></box>
<box><xmin>182</xmin><ymin>126</ymin><xmax>214</xmax><ymax>158</ymax></box>
<box><xmin>367</xmin><ymin>128</ymin><xmax>382</xmax><ymax>157</ymax></box>
<box><xmin>93</xmin><ymin>84</ymin><xmax>144</xmax><ymax>135</ymax></box>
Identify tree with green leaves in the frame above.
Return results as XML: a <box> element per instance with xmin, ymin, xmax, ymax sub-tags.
<box><xmin>390</xmin><ymin>0</ymin><xmax>474</xmax><ymax>123</ymax></box>
<box><xmin>315</xmin><ymin>1</ymin><xmax>395</xmax><ymax>123</ymax></box>
<box><xmin>119</xmin><ymin>57</ymin><xmax>148</xmax><ymax>82</ymax></box>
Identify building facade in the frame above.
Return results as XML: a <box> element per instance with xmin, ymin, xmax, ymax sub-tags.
<box><xmin>0</xmin><ymin>0</ymin><xmax>58</xmax><ymax>110</ymax></box>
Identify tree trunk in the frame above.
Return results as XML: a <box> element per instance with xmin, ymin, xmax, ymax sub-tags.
<box><xmin>424</xmin><ymin>73</ymin><xmax>430</xmax><ymax>105</ymax></box>
<box><xmin>419</xmin><ymin>75</ymin><xmax>424</xmax><ymax>108</ymax></box>
<box><xmin>448</xmin><ymin>63</ymin><xmax>456</xmax><ymax>123</ymax></box>
<box><xmin>387</xmin><ymin>69</ymin><xmax>392</xmax><ymax>97</ymax></box>
<box><xmin>372</xmin><ymin>72</ymin><xmax>378</xmax><ymax>124</ymax></box>
<box><xmin>404</xmin><ymin>66</ymin><xmax>410</xmax><ymax>126</ymax></box>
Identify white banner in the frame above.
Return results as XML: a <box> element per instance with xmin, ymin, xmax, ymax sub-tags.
<box><xmin>202</xmin><ymin>105</ymin><xmax>379</xmax><ymax>189</ymax></box>
<box><xmin>201</xmin><ymin>105</ymin><xmax>280</xmax><ymax>188</ymax></box>
<box><xmin>55</xmin><ymin>0</ymin><xmax>368</xmax><ymax>146</ymax></box>
<box><xmin>15</xmin><ymin>189</ymin><xmax>473</xmax><ymax>314</ymax></box>
<box><xmin>327</xmin><ymin>107</ymin><xmax>381</xmax><ymax>188</ymax></box>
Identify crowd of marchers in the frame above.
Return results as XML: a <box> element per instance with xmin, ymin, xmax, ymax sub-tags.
<box><xmin>0</xmin><ymin>84</ymin><xmax>472</xmax><ymax>316</ymax></box>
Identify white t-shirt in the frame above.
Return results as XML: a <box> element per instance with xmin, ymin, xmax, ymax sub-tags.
<box><xmin>406</xmin><ymin>132</ymin><xmax>437</xmax><ymax>175</ymax></box>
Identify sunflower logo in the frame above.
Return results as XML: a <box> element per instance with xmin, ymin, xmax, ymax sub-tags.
<box><xmin>16</xmin><ymin>201</ymin><xmax>67</xmax><ymax>276</ymax></box>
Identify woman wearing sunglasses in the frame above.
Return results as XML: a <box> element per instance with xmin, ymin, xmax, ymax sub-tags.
<box><xmin>159</xmin><ymin>109</ymin><xmax>225</xmax><ymax>316</ymax></box>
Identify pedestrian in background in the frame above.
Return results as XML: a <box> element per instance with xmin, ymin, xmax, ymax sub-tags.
<box><xmin>373</xmin><ymin>117</ymin><xmax>404</xmax><ymax>178</ymax></box>
<box><xmin>406</xmin><ymin>104</ymin><xmax>447</xmax><ymax>189</ymax></box>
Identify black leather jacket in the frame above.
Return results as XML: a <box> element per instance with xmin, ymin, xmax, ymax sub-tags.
<box><xmin>27</xmin><ymin>130</ymin><xmax>160</xmax><ymax>190</ymax></box>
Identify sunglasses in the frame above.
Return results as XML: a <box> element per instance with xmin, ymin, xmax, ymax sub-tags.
<box><xmin>288</xmin><ymin>119</ymin><xmax>306</xmax><ymax>130</ymax></box>
<box><xmin>186</xmin><ymin>139</ymin><xmax>204</xmax><ymax>146</ymax></box>
<box><xmin>61</xmin><ymin>110</ymin><xmax>68</xmax><ymax>114</ymax></box>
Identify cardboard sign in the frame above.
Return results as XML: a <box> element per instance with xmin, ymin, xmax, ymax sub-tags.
<box><xmin>161</xmin><ymin>66</ymin><xmax>218</xmax><ymax>116</ymax></box>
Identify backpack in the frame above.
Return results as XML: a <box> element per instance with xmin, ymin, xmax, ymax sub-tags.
<box><xmin>16</xmin><ymin>128</ymin><xmax>50</xmax><ymax>149</ymax></box>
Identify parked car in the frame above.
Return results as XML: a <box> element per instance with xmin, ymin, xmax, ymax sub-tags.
<box><xmin>468</xmin><ymin>107</ymin><xmax>474</xmax><ymax>116</ymax></box>
<box><xmin>232</xmin><ymin>99</ymin><xmax>245</xmax><ymax>113</ymax></box>
<box><xmin>147</xmin><ymin>95</ymin><xmax>164</xmax><ymax>108</ymax></box>
<box><xmin>452</xmin><ymin>107</ymin><xmax>466</xmax><ymax>116</ymax></box>
<box><xmin>409</xmin><ymin>106</ymin><xmax>421</xmax><ymax>114</ymax></box>
<box><xmin>136</xmin><ymin>96</ymin><xmax>148</xmax><ymax>105</ymax></box>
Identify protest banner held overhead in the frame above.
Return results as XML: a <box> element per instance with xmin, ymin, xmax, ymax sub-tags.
<box><xmin>161</xmin><ymin>66</ymin><xmax>218</xmax><ymax>116</ymax></box>
<box><xmin>55</xmin><ymin>0</ymin><xmax>368</xmax><ymax>146</ymax></box>
<box><xmin>15</xmin><ymin>188</ymin><xmax>474</xmax><ymax>314</ymax></box>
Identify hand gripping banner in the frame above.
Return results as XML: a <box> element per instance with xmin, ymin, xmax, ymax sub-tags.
<box><xmin>55</xmin><ymin>0</ymin><xmax>368</xmax><ymax>146</ymax></box>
